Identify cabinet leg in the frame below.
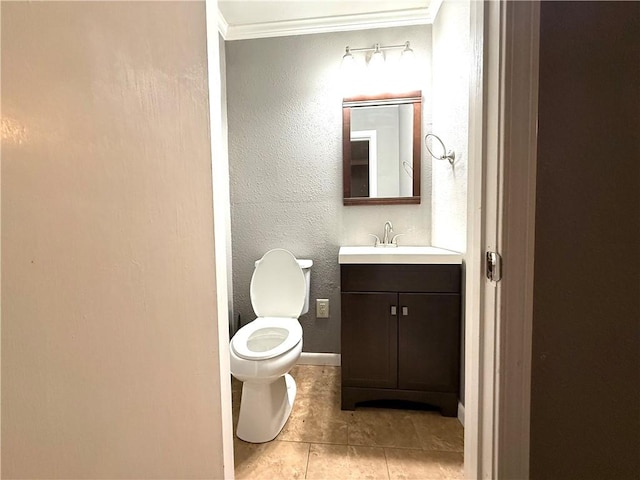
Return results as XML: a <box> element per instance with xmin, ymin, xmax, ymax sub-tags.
<box><xmin>440</xmin><ymin>401</ymin><xmax>458</xmax><ymax>417</ymax></box>
<box><xmin>341</xmin><ymin>391</ymin><xmax>356</xmax><ymax>411</ymax></box>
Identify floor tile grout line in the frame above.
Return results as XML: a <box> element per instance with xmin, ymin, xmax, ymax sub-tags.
<box><xmin>383</xmin><ymin>447</ymin><xmax>392</xmax><ymax>480</ymax></box>
<box><xmin>235</xmin><ymin>436</ymin><xmax>458</xmax><ymax>452</ymax></box>
<box><xmin>346</xmin><ymin>421</ymin><xmax>349</xmax><ymax>447</ymax></box>
<box><xmin>385</xmin><ymin>445</ymin><xmax>464</xmax><ymax>454</ymax></box>
<box><xmin>303</xmin><ymin>442</ymin><xmax>311</xmax><ymax>479</ymax></box>
<box><xmin>420</xmin><ymin>447</ymin><xmax>465</xmax><ymax>454</ymax></box>
<box><xmin>348</xmin><ymin>442</ymin><xmax>424</xmax><ymax>450</ymax></box>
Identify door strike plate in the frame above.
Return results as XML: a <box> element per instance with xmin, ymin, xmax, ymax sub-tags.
<box><xmin>486</xmin><ymin>251</ymin><xmax>503</xmax><ymax>282</ymax></box>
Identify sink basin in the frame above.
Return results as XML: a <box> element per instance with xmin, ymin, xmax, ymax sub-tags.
<box><xmin>338</xmin><ymin>246</ymin><xmax>462</xmax><ymax>265</ymax></box>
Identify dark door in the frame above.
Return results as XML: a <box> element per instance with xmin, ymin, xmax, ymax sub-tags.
<box><xmin>341</xmin><ymin>292</ymin><xmax>397</xmax><ymax>388</ymax></box>
<box><xmin>350</xmin><ymin>140</ymin><xmax>370</xmax><ymax>197</ymax></box>
<box><xmin>397</xmin><ymin>293</ymin><xmax>461</xmax><ymax>392</ymax></box>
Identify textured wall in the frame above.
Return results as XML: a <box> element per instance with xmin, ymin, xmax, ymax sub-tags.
<box><xmin>431</xmin><ymin>0</ymin><xmax>470</xmax><ymax>253</ymax></box>
<box><xmin>531</xmin><ymin>3</ymin><xmax>640</xmax><ymax>478</ymax></box>
<box><xmin>432</xmin><ymin>0</ymin><xmax>470</xmax><ymax>404</ymax></box>
<box><xmin>226</xmin><ymin>25</ymin><xmax>431</xmax><ymax>353</ymax></box>
<box><xmin>1</xmin><ymin>2</ymin><xmax>224</xmax><ymax>478</ymax></box>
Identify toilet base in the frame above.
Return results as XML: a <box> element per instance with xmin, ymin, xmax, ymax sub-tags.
<box><xmin>236</xmin><ymin>373</ymin><xmax>297</xmax><ymax>443</ymax></box>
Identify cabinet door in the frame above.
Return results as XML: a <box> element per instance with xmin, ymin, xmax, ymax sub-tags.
<box><xmin>397</xmin><ymin>293</ymin><xmax>460</xmax><ymax>392</ymax></box>
<box><xmin>341</xmin><ymin>292</ymin><xmax>398</xmax><ymax>389</ymax></box>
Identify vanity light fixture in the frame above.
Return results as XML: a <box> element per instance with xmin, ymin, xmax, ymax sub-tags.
<box><xmin>400</xmin><ymin>42</ymin><xmax>415</xmax><ymax>65</ymax></box>
<box><xmin>341</xmin><ymin>46</ymin><xmax>356</xmax><ymax>69</ymax></box>
<box><xmin>369</xmin><ymin>44</ymin><xmax>385</xmax><ymax>68</ymax></box>
<box><xmin>341</xmin><ymin>41</ymin><xmax>415</xmax><ymax>70</ymax></box>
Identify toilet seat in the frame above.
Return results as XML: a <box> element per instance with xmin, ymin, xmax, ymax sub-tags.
<box><xmin>231</xmin><ymin>318</ymin><xmax>302</xmax><ymax>361</ymax></box>
<box><xmin>251</xmin><ymin>249</ymin><xmax>306</xmax><ymax>318</ymax></box>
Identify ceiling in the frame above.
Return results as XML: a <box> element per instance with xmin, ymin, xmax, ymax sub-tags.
<box><xmin>217</xmin><ymin>0</ymin><xmax>437</xmax><ymax>41</ymax></box>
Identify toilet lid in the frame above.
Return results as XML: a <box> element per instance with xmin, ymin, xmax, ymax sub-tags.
<box><xmin>250</xmin><ymin>249</ymin><xmax>306</xmax><ymax>318</ymax></box>
<box><xmin>231</xmin><ymin>317</ymin><xmax>302</xmax><ymax>360</ymax></box>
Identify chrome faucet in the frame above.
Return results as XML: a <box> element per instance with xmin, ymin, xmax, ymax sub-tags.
<box><xmin>383</xmin><ymin>221</ymin><xmax>393</xmax><ymax>245</ymax></box>
<box><xmin>368</xmin><ymin>221</ymin><xmax>404</xmax><ymax>247</ymax></box>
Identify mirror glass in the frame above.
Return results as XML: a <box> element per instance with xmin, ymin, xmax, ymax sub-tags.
<box><xmin>343</xmin><ymin>91</ymin><xmax>421</xmax><ymax>205</ymax></box>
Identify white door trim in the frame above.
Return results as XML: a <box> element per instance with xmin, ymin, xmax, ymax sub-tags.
<box><xmin>466</xmin><ymin>1</ymin><xmax>539</xmax><ymax>479</ymax></box>
<box><xmin>205</xmin><ymin>1</ymin><xmax>235</xmax><ymax>478</ymax></box>
<box><xmin>495</xmin><ymin>2</ymin><xmax>539</xmax><ymax>478</ymax></box>
<box><xmin>463</xmin><ymin>1</ymin><xmax>487</xmax><ymax>476</ymax></box>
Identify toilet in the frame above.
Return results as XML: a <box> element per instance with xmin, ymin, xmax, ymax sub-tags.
<box><xmin>230</xmin><ymin>248</ymin><xmax>312</xmax><ymax>443</ymax></box>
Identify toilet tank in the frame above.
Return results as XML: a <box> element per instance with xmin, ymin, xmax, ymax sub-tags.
<box><xmin>296</xmin><ymin>259</ymin><xmax>313</xmax><ymax>315</ymax></box>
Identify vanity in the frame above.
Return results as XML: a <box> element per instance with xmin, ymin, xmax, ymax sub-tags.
<box><xmin>339</xmin><ymin>246</ymin><xmax>462</xmax><ymax>416</ymax></box>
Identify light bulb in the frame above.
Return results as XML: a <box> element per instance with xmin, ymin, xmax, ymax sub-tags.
<box><xmin>369</xmin><ymin>45</ymin><xmax>385</xmax><ymax>72</ymax></box>
<box><xmin>341</xmin><ymin>47</ymin><xmax>355</xmax><ymax>71</ymax></box>
<box><xmin>401</xmin><ymin>43</ymin><xmax>415</xmax><ymax>66</ymax></box>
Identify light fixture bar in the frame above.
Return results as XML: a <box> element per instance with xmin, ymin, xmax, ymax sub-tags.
<box><xmin>345</xmin><ymin>41</ymin><xmax>411</xmax><ymax>54</ymax></box>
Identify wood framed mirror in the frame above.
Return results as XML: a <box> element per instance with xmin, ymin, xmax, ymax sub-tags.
<box><xmin>342</xmin><ymin>91</ymin><xmax>422</xmax><ymax>206</ymax></box>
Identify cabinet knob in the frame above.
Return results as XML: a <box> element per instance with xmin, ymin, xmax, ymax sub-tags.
<box><xmin>402</xmin><ymin>306</ymin><xmax>409</xmax><ymax>316</ymax></box>
<box><xmin>391</xmin><ymin>305</ymin><xmax>397</xmax><ymax>316</ymax></box>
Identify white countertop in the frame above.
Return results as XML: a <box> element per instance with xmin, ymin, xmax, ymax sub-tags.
<box><xmin>338</xmin><ymin>246</ymin><xmax>463</xmax><ymax>265</ymax></box>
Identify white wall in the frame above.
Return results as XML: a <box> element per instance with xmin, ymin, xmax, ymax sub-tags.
<box><xmin>431</xmin><ymin>0</ymin><xmax>470</xmax><ymax>405</ymax></box>
<box><xmin>1</xmin><ymin>2</ymin><xmax>225</xmax><ymax>478</ymax></box>
<box><xmin>431</xmin><ymin>0</ymin><xmax>470</xmax><ymax>253</ymax></box>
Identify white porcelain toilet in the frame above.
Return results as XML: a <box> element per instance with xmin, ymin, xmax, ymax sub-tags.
<box><xmin>230</xmin><ymin>248</ymin><xmax>312</xmax><ymax>443</ymax></box>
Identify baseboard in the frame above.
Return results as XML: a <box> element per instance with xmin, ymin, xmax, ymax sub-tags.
<box><xmin>457</xmin><ymin>401</ymin><xmax>465</xmax><ymax>427</ymax></box>
<box><xmin>298</xmin><ymin>352</ymin><xmax>341</xmax><ymax>366</ymax></box>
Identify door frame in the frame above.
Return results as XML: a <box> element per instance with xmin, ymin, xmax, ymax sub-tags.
<box><xmin>465</xmin><ymin>1</ymin><xmax>539</xmax><ymax>479</ymax></box>
<box><xmin>207</xmin><ymin>0</ymin><xmax>541</xmax><ymax>478</ymax></box>
<box><xmin>205</xmin><ymin>1</ymin><xmax>235</xmax><ymax>478</ymax></box>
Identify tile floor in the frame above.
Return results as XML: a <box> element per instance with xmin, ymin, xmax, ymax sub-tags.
<box><xmin>232</xmin><ymin>365</ymin><xmax>464</xmax><ymax>480</ymax></box>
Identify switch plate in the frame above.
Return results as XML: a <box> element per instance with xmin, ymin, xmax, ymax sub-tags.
<box><xmin>316</xmin><ymin>299</ymin><xmax>329</xmax><ymax>318</ymax></box>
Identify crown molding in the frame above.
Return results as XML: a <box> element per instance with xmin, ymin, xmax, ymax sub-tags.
<box><xmin>429</xmin><ymin>0</ymin><xmax>444</xmax><ymax>21</ymax></box>
<box><xmin>217</xmin><ymin>8</ymin><xmax>229</xmax><ymax>39</ymax></box>
<box><xmin>218</xmin><ymin>7</ymin><xmax>433</xmax><ymax>41</ymax></box>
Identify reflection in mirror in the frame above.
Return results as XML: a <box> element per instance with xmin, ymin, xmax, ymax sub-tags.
<box><xmin>343</xmin><ymin>91</ymin><xmax>421</xmax><ymax>206</ymax></box>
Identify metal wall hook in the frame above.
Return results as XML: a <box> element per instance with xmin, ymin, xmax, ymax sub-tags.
<box><xmin>425</xmin><ymin>133</ymin><xmax>455</xmax><ymax>165</ymax></box>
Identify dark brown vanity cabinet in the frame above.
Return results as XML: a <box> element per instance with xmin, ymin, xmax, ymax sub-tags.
<box><xmin>340</xmin><ymin>264</ymin><xmax>461</xmax><ymax>416</ymax></box>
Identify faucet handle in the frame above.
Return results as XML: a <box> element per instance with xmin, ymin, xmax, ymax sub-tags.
<box><xmin>391</xmin><ymin>233</ymin><xmax>405</xmax><ymax>245</ymax></box>
<box><xmin>368</xmin><ymin>234</ymin><xmax>381</xmax><ymax>247</ymax></box>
